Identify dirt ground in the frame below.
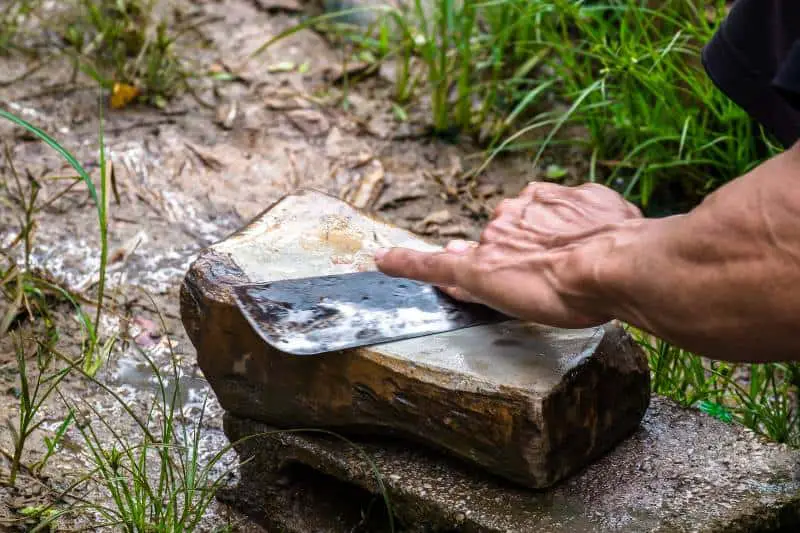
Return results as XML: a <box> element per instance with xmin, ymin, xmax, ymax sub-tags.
<box><xmin>0</xmin><ymin>0</ymin><xmax>551</xmax><ymax>530</ymax></box>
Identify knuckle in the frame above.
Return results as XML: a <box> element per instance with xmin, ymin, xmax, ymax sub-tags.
<box><xmin>522</xmin><ymin>182</ymin><xmax>541</xmax><ymax>196</ymax></box>
<box><xmin>480</xmin><ymin>220</ymin><xmax>504</xmax><ymax>243</ymax></box>
<box><xmin>577</xmin><ymin>182</ymin><xmax>605</xmax><ymax>192</ymax></box>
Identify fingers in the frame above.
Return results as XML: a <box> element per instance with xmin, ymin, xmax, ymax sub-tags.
<box><xmin>438</xmin><ymin>285</ymin><xmax>481</xmax><ymax>303</ymax></box>
<box><xmin>375</xmin><ymin>247</ymin><xmax>466</xmax><ymax>287</ymax></box>
<box><xmin>439</xmin><ymin>240</ymin><xmax>481</xmax><ymax>302</ymax></box>
<box><xmin>481</xmin><ymin>217</ymin><xmax>527</xmax><ymax>244</ymax></box>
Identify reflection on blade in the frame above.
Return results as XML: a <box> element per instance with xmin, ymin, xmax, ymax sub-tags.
<box><xmin>233</xmin><ymin>271</ymin><xmax>510</xmax><ymax>355</ymax></box>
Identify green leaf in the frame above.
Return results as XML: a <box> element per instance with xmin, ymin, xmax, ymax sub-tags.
<box><xmin>544</xmin><ymin>164</ymin><xmax>568</xmax><ymax>180</ymax></box>
<box><xmin>392</xmin><ymin>103</ymin><xmax>408</xmax><ymax>122</ymax></box>
<box><xmin>696</xmin><ymin>400</ymin><xmax>733</xmax><ymax>424</ymax></box>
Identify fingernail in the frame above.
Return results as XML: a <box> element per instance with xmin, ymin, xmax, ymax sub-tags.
<box><xmin>374</xmin><ymin>248</ymin><xmax>388</xmax><ymax>262</ymax></box>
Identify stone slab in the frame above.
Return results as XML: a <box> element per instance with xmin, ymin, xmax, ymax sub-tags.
<box><xmin>180</xmin><ymin>189</ymin><xmax>651</xmax><ymax>488</ymax></box>
<box><xmin>223</xmin><ymin>397</ymin><xmax>800</xmax><ymax>533</ymax></box>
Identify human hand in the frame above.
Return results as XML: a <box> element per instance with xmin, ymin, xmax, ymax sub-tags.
<box><xmin>375</xmin><ymin>182</ymin><xmax>643</xmax><ymax>328</ymax></box>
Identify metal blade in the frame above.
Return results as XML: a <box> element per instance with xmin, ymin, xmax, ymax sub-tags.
<box><xmin>233</xmin><ymin>271</ymin><xmax>510</xmax><ymax>355</ymax></box>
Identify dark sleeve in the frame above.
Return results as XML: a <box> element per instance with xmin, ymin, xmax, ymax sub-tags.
<box><xmin>702</xmin><ymin>0</ymin><xmax>800</xmax><ymax>147</ymax></box>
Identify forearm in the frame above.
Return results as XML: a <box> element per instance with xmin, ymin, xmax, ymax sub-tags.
<box><xmin>593</xmin><ymin>145</ymin><xmax>800</xmax><ymax>362</ymax></box>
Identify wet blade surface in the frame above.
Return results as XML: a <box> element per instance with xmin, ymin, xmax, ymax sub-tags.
<box><xmin>233</xmin><ymin>271</ymin><xmax>510</xmax><ymax>355</ymax></box>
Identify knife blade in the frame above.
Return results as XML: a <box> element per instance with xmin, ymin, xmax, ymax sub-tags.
<box><xmin>233</xmin><ymin>271</ymin><xmax>510</xmax><ymax>355</ymax></box>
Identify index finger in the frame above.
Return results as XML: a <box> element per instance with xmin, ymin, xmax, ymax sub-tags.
<box><xmin>375</xmin><ymin>247</ymin><xmax>467</xmax><ymax>287</ymax></box>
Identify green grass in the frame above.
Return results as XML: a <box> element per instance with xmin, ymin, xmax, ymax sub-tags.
<box><xmin>0</xmin><ymin>107</ymin><xmax>230</xmax><ymax>530</ymax></box>
<box><xmin>634</xmin><ymin>330</ymin><xmax>800</xmax><ymax>445</ymax></box>
<box><xmin>4</xmin><ymin>325</ymin><xmax>70</xmax><ymax>487</ymax></box>
<box><xmin>61</xmin><ymin>0</ymin><xmax>187</xmax><ymax>108</ymax></box>
<box><xmin>330</xmin><ymin>0</ymin><xmax>777</xmax><ymax>211</ymax></box>
<box><xmin>59</xmin><ymin>334</ymin><xmax>239</xmax><ymax>532</ymax></box>
<box><xmin>0</xmin><ymin>106</ymin><xmax>112</xmax><ymax>374</ymax></box>
<box><xmin>532</xmin><ymin>0</ymin><xmax>779</xmax><ymax>212</ymax></box>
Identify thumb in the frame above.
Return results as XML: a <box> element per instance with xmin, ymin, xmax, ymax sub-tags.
<box><xmin>375</xmin><ymin>247</ymin><xmax>465</xmax><ymax>287</ymax></box>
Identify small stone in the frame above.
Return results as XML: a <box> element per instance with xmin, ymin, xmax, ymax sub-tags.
<box><xmin>379</xmin><ymin>60</ymin><xmax>399</xmax><ymax>85</ymax></box>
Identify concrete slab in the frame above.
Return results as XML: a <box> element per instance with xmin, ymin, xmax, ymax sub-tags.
<box><xmin>180</xmin><ymin>189</ymin><xmax>650</xmax><ymax>488</ymax></box>
<box><xmin>223</xmin><ymin>397</ymin><xmax>800</xmax><ymax>533</ymax></box>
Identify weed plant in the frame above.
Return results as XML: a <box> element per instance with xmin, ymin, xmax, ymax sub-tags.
<box><xmin>330</xmin><ymin>1</ymin><xmax>777</xmax><ymax>211</ymax></box>
<box><xmin>0</xmin><ymin>107</ymin><xmax>112</xmax><ymax>373</ymax></box>
<box><xmin>0</xmin><ymin>106</ymin><xmax>113</xmax><ymax>488</ymax></box>
<box><xmin>4</xmin><ymin>328</ymin><xmax>70</xmax><ymax>487</ymax></box>
<box><xmin>534</xmin><ymin>0</ymin><xmax>779</xmax><ymax>212</ymax></box>
<box><xmin>635</xmin><ymin>330</ymin><xmax>800</xmax><ymax>446</ymax></box>
<box><xmin>0</xmin><ymin>107</ymin><xmax>233</xmax><ymax>529</ymax></box>
<box><xmin>61</xmin><ymin>0</ymin><xmax>185</xmax><ymax>107</ymax></box>
<box><xmin>60</xmin><ymin>331</ymin><xmax>238</xmax><ymax>532</ymax></box>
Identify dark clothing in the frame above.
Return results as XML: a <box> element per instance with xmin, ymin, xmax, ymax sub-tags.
<box><xmin>703</xmin><ymin>0</ymin><xmax>800</xmax><ymax>147</ymax></box>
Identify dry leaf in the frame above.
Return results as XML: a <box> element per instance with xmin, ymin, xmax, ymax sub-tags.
<box><xmin>108</xmin><ymin>230</ymin><xmax>148</xmax><ymax>266</ymax></box>
<box><xmin>262</xmin><ymin>87</ymin><xmax>310</xmax><ymax>110</ymax></box>
<box><xmin>376</xmin><ymin>179</ymin><xmax>429</xmax><ymax>210</ymax></box>
<box><xmin>215</xmin><ymin>101</ymin><xmax>238</xmax><ymax>130</ymax></box>
<box><xmin>287</xmin><ymin>109</ymin><xmax>330</xmax><ymax>137</ymax></box>
<box><xmin>325</xmin><ymin>127</ymin><xmax>373</xmax><ymax>167</ymax></box>
<box><xmin>184</xmin><ymin>143</ymin><xmax>225</xmax><ymax>171</ymax></box>
<box><xmin>344</xmin><ymin>160</ymin><xmax>385</xmax><ymax>210</ymax></box>
<box><xmin>110</xmin><ymin>82</ymin><xmax>140</xmax><ymax>109</ymax></box>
